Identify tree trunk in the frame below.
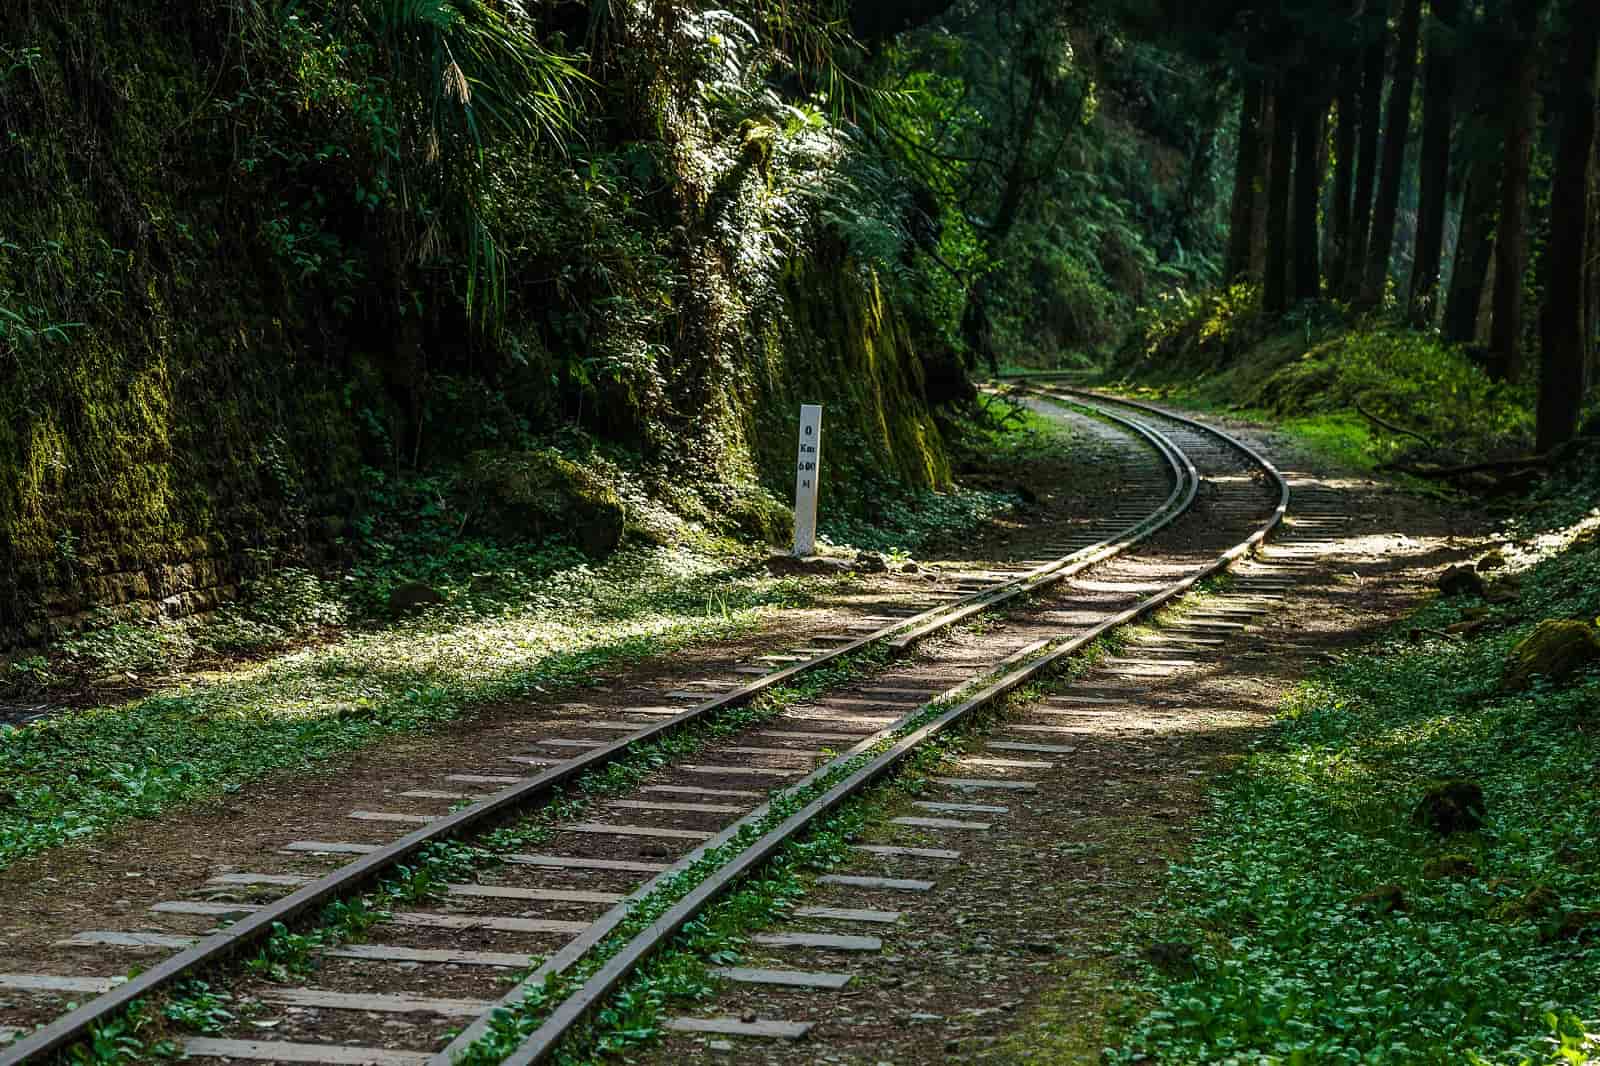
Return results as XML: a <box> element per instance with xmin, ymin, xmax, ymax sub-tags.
<box><xmin>1226</xmin><ymin>76</ymin><xmax>1266</xmax><ymax>284</ymax></box>
<box><xmin>1251</xmin><ymin>89</ymin><xmax>1277</xmax><ymax>281</ymax></box>
<box><xmin>1443</xmin><ymin>154</ymin><xmax>1501</xmax><ymax>345</ymax></box>
<box><xmin>1587</xmin><ymin>139</ymin><xmax>1600</xmax><ymax>388</ymax></box>
<box><xmin>1537</xmin><ymin>1</ymin><xmax>1599</xmax><ymax>452</ymax></box>
<box><xmin>1407</xmin><ymin>0</ymin><xmax>1460</xmax><ymax>326</ymax></box>
<box><xmin>1346</xmin><ymin>0</ymin><xmax>1388</xmax><ymax>298</ymax></box>
<box><xmin>990</xmin><ymin>59</ymin><xmax>1048</xmax><ymax>242</ymax></box>
<box><xmin>1492</xmin><ymin>3</ymin><xmax>1545</xmax><ymax>383</ymax></box>
<box><xmin>1294</xmin><ymin>88</ymin><xmax>1329</xmax><ymax>301</ymax></box>
<box><xmin>1328</xmin><ymin>58</ymin><xmax>1360</xmax><ymax>289</ymax></box>
<box><xmin>1265</xmin><ymin>75</ymin><xmax>1297</xmax><ymax>313</ymax></box>
<box><xmin>1360</xmin><ymin>0</ymin><xmax>1423</xmax><ymax>307</ymax></box>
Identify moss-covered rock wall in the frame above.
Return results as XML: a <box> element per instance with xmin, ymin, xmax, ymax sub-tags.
<box><xmin>0</xmin><ymin>2</ymin><xmax>952</xmax><ymax>648</ymax></box>
<box><xmin>0</xmin><ymin>6</ymin><xmax>378</xmax><ymax>647</ymax></box>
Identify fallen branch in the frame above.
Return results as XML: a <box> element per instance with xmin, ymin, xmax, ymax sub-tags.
<box><xmin>1354</xmin><ymin>398</ymin><xmax>1436</xmax><ymax>450</ymax></box>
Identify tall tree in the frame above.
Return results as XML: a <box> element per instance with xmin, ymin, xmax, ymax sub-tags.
<box><xmin>1407</xmin><ymin>0</ymin><xmax>1461</xmax><ymax>325</ymax></box>
<box><xmin>1225</xmin><ymin>74</ymin><xmax>1267</xmax><ymax>283</ymax></box>
<box><xmin>1589</xmin><ymin>147</ymin><xmax>1600</xmax><ymax>385</ymax></box>
<box><xmin>1327</xmin><ymin>57</ymin><xmax>1360</xmax><ymax>289</ymax></box>
<box><xmin>1491</xmin><ymin>1</ymin><xmax>1547</xmax><ymax>382</ymax></box>
<box><xmin>1360</xmin><ymin>0</ymin><xmax>1423</xmax><ymax>306</ymax></box>
<box><xmin>1537</xmin><ymin>0</ymin><xmax>1599</xmax><ymax>451</ymax></box>
<box><xmin>1251</xmin><ymin>89</ymin><xmax>1278</xmax><ymax>282</ymax></box>
<box><xmin>1345</xmin><ymin>0</ymin><xmax>1388</xmax><ymax>298</ymax></box>
<box><xmin>1293</xmin><ymin>89</ymin><xmax>1330</xmax><ymax>300</ymax></box>
<box><xmin>1264</xmin><ymin>72</ymin><xmax>1297</xmax><ymax>313</ymax></box>
<box><xmin>1442</xmin><ymin>153</ymin><xmax>1501</xmax><ymax>344</ymax></box>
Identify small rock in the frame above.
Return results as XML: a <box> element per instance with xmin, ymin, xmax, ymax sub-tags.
<box><xmin>901</xmin><ymin>561</ymin><xmax>921</xmax><ymax>574</ymax></box>
<box><xmin>708</xmin><ymin>1040</ymin><xmax>734</xmax><ymax>1052</ymax></box>
<box><xmin>1485</xmin><ymin>578</ymin><xmax>1522</xmax><ymax>604</ymax></box>
<box><xmin>1438</xmin><ymin>566</ymin><xmax>1485</xmax><ymax>598</ymax></box>
<box><xmin>1476</xmin><ymin>550</ymin><xmax>1508</xmax><ymax>572</ymax></box>
<box><xmin>638</xmin><ymin>844</ymin><xmax>671</xmax><ymax>858</ymax></box>
<box><xmin>1353</xmin><ymin>884</ymin><xmax>1407</xmax><ymax>914</ymax></box>
<box><xmin>1413</xmin><ymin>779</ymin><xmax>1487</xmax><ymax>834</ymax></box>
<box><xmin>766</xmin><ymin>554</ymin><xmax>852</xmax><ymax>577</ymax></box>
<box><xmin>389</xmin><ymin>581</ymin><xmax>447</xmax><ymax>614</ymax></box>
<box><xmin>1141</xmin><ymin>941</ymin><xmax>1197</xmax><ymax>973</ymax></box>
<box><xmin>740</xmin><ymin>1010</ymin><xmax>757</xmax><ymax>1024</ymax></box>
<box><xmin>1546</xmin><ymin>909</ymin><xmax>1600</xmax><ymax>943</ymax></box>
<box><xmin>854</xmin><ymin>550</ymin><xmax>889</xmax><ymax>574</ymax></box>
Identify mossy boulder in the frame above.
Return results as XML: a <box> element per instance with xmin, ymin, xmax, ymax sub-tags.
<box><xmin>464</xmin><ymin>449</ymin><xmax>626</xmax><ymax>559</ymax></box>
<box><xmin>1412</xmin><ymin>779</ymin><xmax>1487</xmax><ymax>834</ymax></box>
<box><xmin>1501</xmin><ymin>619</ymin><xmax>1600</xmax><ymax>692</ymax></box>
<box><xmin>723</xmin><ymin>486</ymin><xmax>791</xmax><ymax>545</ymax></box>
<box><xmin>1496</xmin><ymin>885</ymin><xmax>1559</xmax><ymax>922</ymax></box>
<box><xmin>1422</xmin><ymin>854</ymin><xmax>1478</xmax><ymax>880</ymax></box>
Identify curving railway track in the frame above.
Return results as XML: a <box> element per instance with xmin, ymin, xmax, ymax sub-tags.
<box><xmin>0</xmin><ymin>392</ymin><xmax>1326</xmax><ymax>1066</ymax></box>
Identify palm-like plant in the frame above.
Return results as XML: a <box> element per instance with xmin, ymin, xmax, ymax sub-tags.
<box><xmin>291</xmin><ymin>0</ymin><xmax>587</xmax><ymax>325</ymax></box>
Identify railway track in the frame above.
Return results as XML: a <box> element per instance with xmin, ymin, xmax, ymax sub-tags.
<box><xmin>0</xmin><ymin>392</ymin><xmax>1314</xmax><ymax>1065</ymax></box>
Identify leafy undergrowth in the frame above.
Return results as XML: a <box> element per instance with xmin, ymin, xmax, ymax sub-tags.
<box><xmin>822</xmin><ymin>402</ymin><xmax>1084</xmax><ymax>558</ymax></box>
<box><xmin>1112</xmin><ymin>534</ymin><xmax>1600</xmax><ymax>1064</ymax></box>
<box><xmin>0</xmin><ymin>545</ymin><xmax>826</xmax><ymax>872</ymax></box>
<box><xmin>816</xmin><ymin>402</ymin><xmax>1069</xmax><ymax>555</ymax></box>
<box><xmin>819</xmin><ymin>481</ymin><xmax>1017</xmax><ymax>556</ymax></box>
<box><xmin>1115</xmin><ymin>289</ymin><xmax>1537</xmax><ymax>471</ymax></box>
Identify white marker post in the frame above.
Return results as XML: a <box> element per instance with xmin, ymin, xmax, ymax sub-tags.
<box><xmin>793</xmin><ymin>404</ymin><xmax>823</xmax><ymax>557</ymax></box>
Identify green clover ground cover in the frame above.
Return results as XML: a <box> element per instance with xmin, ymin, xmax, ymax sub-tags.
<box><xmin>1112</xmin><ymin>540</ymin><xmax>1600</xmax><ymax>1065</ymax></box>
<box><xmin>0</xmin><ymin>546</ymin><xmax>827</xmax><ymax>873</ymax></box>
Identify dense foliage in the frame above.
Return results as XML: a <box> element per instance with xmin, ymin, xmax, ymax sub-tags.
<box><xmin>1115</xmin><ymin>0</ymin><xmax>1598</xmax><ymax>453</ymax></box>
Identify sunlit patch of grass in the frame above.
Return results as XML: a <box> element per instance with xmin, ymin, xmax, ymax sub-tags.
<box><xmin>0</xmin><ymin>544</ymin><xmax>837</xmax><ymax>871</ymax></box>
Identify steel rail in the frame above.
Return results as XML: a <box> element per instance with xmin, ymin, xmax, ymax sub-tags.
<box><xmin>1046</xmin><ymin>387</ymin><xmax>1291</xmax><ymax>524</ymax></box>
<box><xmin>1</xmin><ymin>403</ymin><xmax>1182</xmax><ymax>1066</ymax></box>
<box><xmin>453</xmin><ymin>395</ymin><xmax>1284</xmax><ymax>1066</ymax></box>
<box><xmin>427</xmin><ymin>398</ymin><xmax>1202</xmax><ymax>1064</ymax></box>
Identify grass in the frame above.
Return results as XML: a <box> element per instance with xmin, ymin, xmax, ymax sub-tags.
<box><xmin>1108</xmin><ymin>530</ymin><xmax>1600</xmax><ymax>1065</ymax></box>
<box><xmin>0</xmin><ymin>544</ymin><xmax>834</xmax><ymax>873</ymax></box>
<box><xmin>1113</xmin><ymin>289</ymin><xmax>1537</xmax><ymax>473</ymax></box>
